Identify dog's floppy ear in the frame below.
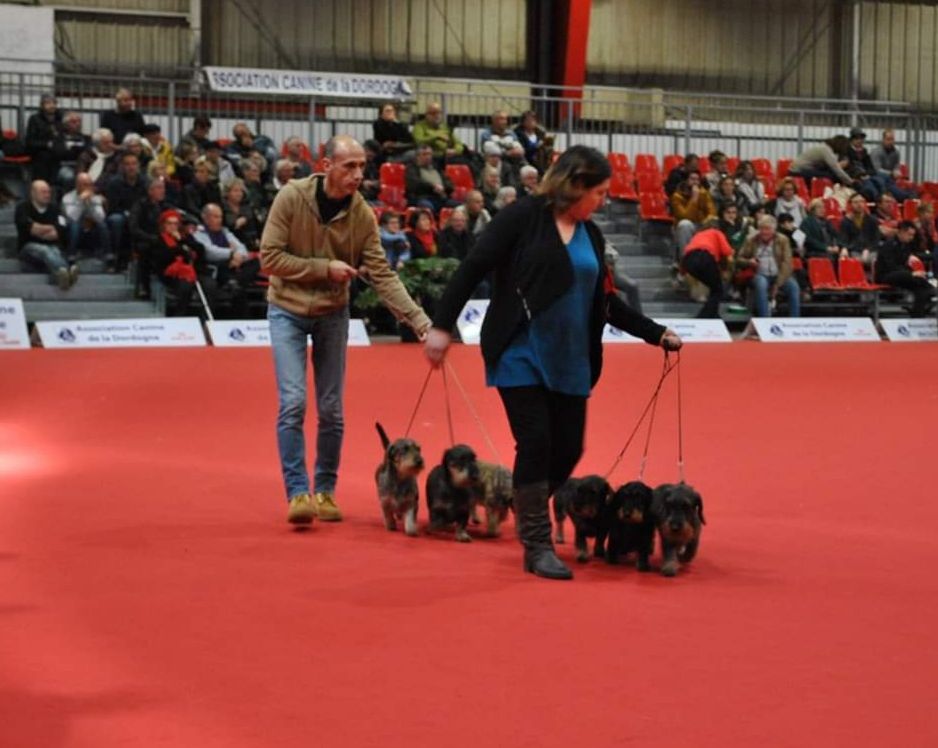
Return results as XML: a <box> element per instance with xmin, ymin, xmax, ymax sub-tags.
<box><xmin>694</xmin><ymin>491</ymin><xmax>706</xmax><ymax>525</ymax></box>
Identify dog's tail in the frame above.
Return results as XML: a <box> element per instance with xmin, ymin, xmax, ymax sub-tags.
<box><xmin>375</xmin><ymin>421</ymin><xmax>391</xmax><ymax>451</ymax></box>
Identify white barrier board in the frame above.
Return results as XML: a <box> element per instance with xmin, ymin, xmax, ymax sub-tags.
<box><xmin>456</xmin><ymin>300</ymin><xmax>490</xmax><ymax>345</ymax></box>
<box><xmin>879</xmin><ymin>319</ymin><xmax>938</xmax><ymax>342</ymax></box>
<box><xmin>603</xmin><ymin>318</ymin><xmax>732</xmax><ymax>344</ymax></box>
<box><xmin>36</xmin><ymin>317</ymin><xmax>207</xmax><ymax>348</ymax></box>
<box><xmin>746</xmin><ymin>317</ymin><xmax>880</xmax><ymax>342</ymax></box>
<box><xmin>206</xmin><ymin>318</ymin><xmax>371</xmax><ymax>347</ymax></box>
<box><xmin>0</xmin><ymin>298</ymin><xmax>30</xmax><ymax>350</ymax></box>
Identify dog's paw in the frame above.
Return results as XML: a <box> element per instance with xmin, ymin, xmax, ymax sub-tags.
<box><xmin>455</xmin><ymin>530</ymin><xmax>472</xmax><ymax>543</ymax></box>
<box><xmin>384</xmin><ymin>520</ymin><xmax>397</xmax><ymax>532</ymax></box>
<box><xmin>636</xmin><ymin>558</ymin><xmax>652</xmax><ymax>572</ymax></box>
<box><xmin>661</xmin><ymin>561</ymin><xmax>678</xmax><ymax>577</ymax></box>
<box><xmin>593</xmin><ymin>546</ymin><xmax>605</xmax><ymax>559</ymax></box>
<box><xmin>575</xmin><ymin>550</ymin><xmax>589</xmax><ymax>563</ymax></box>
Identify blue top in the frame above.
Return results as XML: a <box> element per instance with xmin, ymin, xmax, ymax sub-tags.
<box><xmin>487</xmin><ymin>222</ymin><xmax>599</xmax><ymax>397</ymax></box>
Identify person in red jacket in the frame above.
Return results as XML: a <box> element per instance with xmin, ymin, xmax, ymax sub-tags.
<box><xmin>681</xmin><ymin>226</ymin><xmax>734</xmax><ymax>318</ymax></box>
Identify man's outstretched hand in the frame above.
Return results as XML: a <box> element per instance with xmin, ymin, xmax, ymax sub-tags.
<box><xmin>327</xmin><ymin>260</ymin><xmax>358</xmax><ymax>283</ymax></box>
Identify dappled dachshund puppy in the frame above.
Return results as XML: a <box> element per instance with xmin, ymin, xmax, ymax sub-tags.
<box><xmin>470</xmin><ymin>461</ymin><xmax>513</xmax><ymax>537</ymax></box>
<box><xmin>554</xmin><ymin>475</ymin><xmax>612</xmax><ymax>563</ymax></box>
<box><xmin>651</xmin><ymin>482</ymin><xmax>706</xmax><ymax>577</ymax></box>
<box><xmin>605</xmin><ymin>481</ymin><xmax>655</xmax><ymax>571</ymax></box>
<box><xmin>374</xmin><ymin>422</ymin><xmax>425</xmax><ymax>537</ymax></box>
<box><xmin>425</xmin><ymin>444</ymin><xmax>480</xmax><ymax>542</ymax></box>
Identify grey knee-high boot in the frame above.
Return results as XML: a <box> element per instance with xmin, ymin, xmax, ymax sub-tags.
<box><xmin>514</xmin><ymin>482</ymin><xmax>573</xmax><ymax>580</ymax></box>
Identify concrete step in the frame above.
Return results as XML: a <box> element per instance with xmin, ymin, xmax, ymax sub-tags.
<box><xmin>24</xmin><ymin>300</ymin><xmax>159</xmax><ymax>322</ymax></box>
<box><xmin>0</xmin><ymin>258</ymin><xmax>109</xmax><ymax>273</ymax></box>
<box><xmin>0</xmin><ymin>282</ymin><xmax>136</xmax><ymax>302</ymax></box>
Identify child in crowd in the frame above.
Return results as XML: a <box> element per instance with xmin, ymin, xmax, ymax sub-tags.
<box><xmin>379</xmin><ymin>211</ymin><xmax>411</xmax><ymax>270</ymax></box>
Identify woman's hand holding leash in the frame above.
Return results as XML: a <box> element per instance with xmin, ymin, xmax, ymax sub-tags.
<box><xmin>660</xmin><ymin>328</ymin><xmax>683</xmax><ymax>351</ymax></box>
<box><xmin>424</xmin><ymin>328</ymin><xmax>452</xmax><ymax>367</ymax></box>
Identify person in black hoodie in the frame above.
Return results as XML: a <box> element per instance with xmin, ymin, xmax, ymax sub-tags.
<box><xmin>14</xmin><ymin>180</ymin><xmax>75</xmax><ymax>289</ymax></box>
<box><xmin>875</xmin><ymin>221</ymin><xmax>933</xmax><ymax>317</ymax></box>
<box><xmin>438</xmin><ymin>207</ymin><xmax>475</xmax><ymax>261</ymax></box>
<box><xmin>372</xmin><ymin>103</ymin><xmax>415</xmax><ymax>162</ymax></box>
<box><xmin>424</xmin><ymin>146</ymin><xmax>682</xmax><ymax>581</ymax></box>
<box><xmin>105</xmin><ymin>152</ymin><xmax>148</xmax><ymax>271</ymax></box>
<box><xmin>100</xmin><ymin>88</ymin><xmax>146</xmax><ymax>144</ymax></box>
<box><xmin>24</xmin><ymin>94</ymin><xmax>62</xmax><ymax>183</ymax></box>
<box><xmin>53</xmin><ymin>111</ymin><xmax>91</xmax><ymax>191</ymax></box>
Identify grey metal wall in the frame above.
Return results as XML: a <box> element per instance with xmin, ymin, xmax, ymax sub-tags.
<box><xmin>202</xmin><ymin>0</ymin><xmax>526</xmax><ymax>78</ymax></box>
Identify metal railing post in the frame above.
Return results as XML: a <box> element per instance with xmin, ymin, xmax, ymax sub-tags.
<box><xmin>167</xmin><ymin>81</ymin><xmax>176</xmax><ymax>145</ymax></box>
<box><xmin>565</xmin><ymin>97</ymin><xmax>573</xmax><ymax>148</ymax></box>
<box><xmin>308</xmin><ymin>96</ymin><xmax>316</xmax><ymax>152</ymax></box>
<box><xmin>17</xmin><ymin>73</ymin><xmax>25</xmax><ymax>135</ymax></box>
<box><xmin>797</xmin><ymin>109</ymin><xmax>805</xmax><ymax>152</ymax></box>
<box><xmin>684</xmin><ymin>105</ymin><xmax>692</xmax><ymax>153</ymax></box>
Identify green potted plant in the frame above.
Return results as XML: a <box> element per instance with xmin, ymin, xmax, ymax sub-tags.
<box><xmin>353</xmin><ymin>257</ymin><xmax>461</xmax><ymax>341</ymax></box>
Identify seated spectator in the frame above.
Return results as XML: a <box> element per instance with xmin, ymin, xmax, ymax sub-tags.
<box><xmin>914</xmin><ymin>202</ymin><xmax>937</xmax><ymax>257</ymax></box>
<box><xmin>122</xmin><ymin>133</ymin><xmax>151</xmax><ymax>170</ymax></box>
<box><xmin>513</xmin><ymin>110</ymin><xmax>553</xmax><ymax>173</ymax></box>
<box><xmin>151</xmin><ymin>209</ymin><xmax>214</xmax><ymax>317</ymax></box>
<box><xmin>845</xmin><ymin>127</ymin><xmax>889</xmax><ymax>201</ymax></box>
<box><xmin>146</xmin><ymin>160</ymin><xmax>182</xmax><ymax>207</ymax></box>
<box><xmin>479</xmin><ymin>110</ymin><xmax>525</xmax><ymax>163</ymax></box>
<box><xmin>53</xmin><ymin>111</ymin><xmax>90</xmax><ymax>191</ymax></box>
<box><xmin>269</xmin><ymin>159</ymin><xmax>297</xmax><ymax>201</ymax></box>
<box><xmin>240</xmin><ymin>161</ymin><xmax>270</xmax><ymax>222</ymax></box>
<box><xmin>737</xmin><ymin>215</ymin><xmax>800</xmax><ymax>318</ymax></box>
<box><xmin>105</xmin><ymin>152</ymin><xmax>148</xmax><ymax>270</ymax></box>
<box><xmin>464</xmin><ymin>189</ymin><xmax>491</xmax><ymax>235</ymax></box>
<box><xmin>873</xmin><ymin>193</ymin><xmax>899</xmax><ymax>242</ymax></box>
<box><xmin>801</xmin><ymin>198</ymin><xmax>844</xmax><ymax>263</ymax></box>
<box><xmin>203</xmin><ymin>141</ymin><xmax>236</xmax><ymax>188</ymax></box>
<box><xmin>839</xmin><ymin>192</ymin><xmax>880</xmax><ymax>266</ymax></box>
<box><xmin>178</xmin><ymin>115</ymin><xmax>212</xmax><ymax>155</ymax></box>
<box><xmin>480</xmin><ymin>167</ymin><xmax>501</xmax><ymax>215</ymax></box>
<box><xmin>77</xmin><ymin>128</ymin><xmax>120</xmax><ymax>189</ymax></box>
<box><xmin>373</xmin><ymin>103</ymin><xmax>415</xmax><ymax>161</ymax></box>
<box><xmin>680</xmin><ymin>227</ymin><xmax>734</xmax><ymax>318</ymax></box>
<box><xmin>772</xmin><ymin>178</ymin><xmax>807</xmax><ymax>227</ymax></box>
<box><xmin>378</xmin><ymin>211</ymin><xmax>410</xmax><ymax>269</ymax></box>
<box><xmin>223</xmin><ymin>178</ymin><xmax>261</xmax><ymax>250</ymax></box>
<box><xmin>360</xmin><ymin>139</ymin><xmax>382</xmax><ymax>203</ymax></box>
<box><xmin>25</xmin><ymin>93</ymin><xmax>62</xmax><ymax>183</ymax></box>
<box><xmin>671</xmin><ymin>171</ymin><xmax>717</xmax><ymax>258</ymax></box>
<box><xmin>62</xmin><ymin>172</ymin><xmax>110</xmax><ymax>264</ymax></box>
<box><xmin>224</xmin><ymin>123</ymin><xmax>257</xmax><ymax>173</ymax></box>
<box><xmin>412</xmin><ymin>102</ymin><xmax>465</xmax><ymax>163</ymax></box>
<box><xmin>716</xmin><ymin>202</ymin><xmax>748</xmax><ymax>253</ymax></box>
<box><xmin>604</xmin><ymin>241</ymin><xmax>643</xmax><ymax>313</ymax></box>
<box><xmin>735</xmin><ymin>160</ymin><xmax>766</xmax><ymax>215</ymax></box>
<box><xmin>283</xmin><ymin>136</ymin><xmax>313</xmax><ymax>178</ymax></box>
<box><xmin>193</xmin><ymin>203</ymin><xmax>259</xmax><ymax>304</ymax></box>
<box><xmin>234</xmin><ymin>122</ymin><xmax>278</xmax><ymax>169</ymax></box>
<box><xmin>129</xmin><ymin>176</ymin><xmax>171</xmax><ymax>295</ymax></box>
<box><xmin>141</xmin><ymin>123</ymin><xmax>174</xmax><ymax>177</ymax></box>
<box><xmin>875</xmin><ymin>221</ymin><xmax>933</xmax><ymax>316</ymax></box>
<box><xmin>518</xmin><ymin>165</ymin><xmax>540</xmax><ymax>197</ymax></box>
<box><xmin>100</xmin><ymin>88</ymin><xmax>146</xmax><ymax>144</ymax></box>
<box><xmin>665</xmin><ymin>153</ymin><xmax>699</xmax><ymax>196</ymax></box>
<box><xmin>15</xmin><ymin>180</ymin><xmax>75</xmax><ymax>289</ymax></box>
<box><xmin>183</xmin><ymin>158</ymin><xmax>222</xmax><ymax>217</ymax></box>
<box><xmin>405</xmin><ymin>144</ymin><xmax>457</xmax><ymax>213</ymax></box>
<box><xmin>438</xmin><ymin>206</ymin><xmax>475</xmax><ymax>261</ymax></box>
<box><xmin>174</xmin><ymin>141</ymin><xmax>199</xmax><ymax>185</ymax></box>
<box><xmin>406</xmin><ymin>208</ymin><xmax>439</xmax><ymax>259</ymax></box>
<box><xmin>714</xmin><ymin>175</ymin><xmax>746</xmax><ymax>216</ymax></box>
<box><xmin>870</xmin><ymin>128</ymin><xmax>916</xmax><ymax>201</ymax></box>
<box><xmin>789</xmin><ymin>136</ymin><xmax>856</xmax><ymax>188</ymax></box>
<box><xmin>492</xmin><ymin>185</ymin><xmax>517</xmax><ymax>215</ymax></box>
<box><xmin>705</xmin><ymin>150</ymin><xmax>728</xmax><ymax>192</ymax></box>
<box><xmin>481</xmin><ymin>142</ymin><xmax>517</xmax><ymax>188</ymax></box>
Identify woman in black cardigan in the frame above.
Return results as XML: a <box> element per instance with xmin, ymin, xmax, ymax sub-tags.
<box><xmin>425</xmin><ymin>146</ymin><xmax>682</xmax><ymax>580</ymax></box>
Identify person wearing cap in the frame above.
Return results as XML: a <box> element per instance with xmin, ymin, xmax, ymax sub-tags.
<box><xmin>260</xmin><ymin>135</ymin><xmax>431</xmax><ymax>526</ymax></box>
<box><xmin>141</xmin><ymin>123</ymin><xmax>175</xmax><ymax>177</ymax></box>
<box><xmin>151</xmin><ymin>208</ymin><xmax>213</xmax><ymax>317</ymax></box>
<box><xmin>100</xmin><ymin>88</ymin><xmax>146</xmax><ymax>144</ymax></box>
<box><xmin>203</xmin><ymin>140</ymin><xmax>237</xmax><ymax>189</ymax></box>
<box><xmin>24</xmin><ymin>93</ymin><xmax>63</xmax><ymax>183</ymax></box>
<box><xmin>845</xmin><ymin>127</ymin><xmax>883</xmax><ymax>201</ymax></box>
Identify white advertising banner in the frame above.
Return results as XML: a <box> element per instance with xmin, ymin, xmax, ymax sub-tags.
<box><xmin>602</xmin><ymin>318</ymin><xmax>732</xmax><ymax>344</ymax></box>
<box><xmin>204</xmin><ymin>66</ymin><xmax>413</xmax><ymax>100</ymax></box>
<box><xmin>36</xmin><ymin>317</ymin><xmax>207</xmax><ymax>349</ymax></box>
<box><xmin>456</xmin><ymin>300</ymin><xmax>490</xmax><ymax>345</ymax></box>
<box><xmin>0</xmin><ymin>298</ymin><xmax>30</xmax><ymax>350</ymax></box>
<box><xmin>879</xmin><ymin>318</ymin><xmax>938</xmax><ymax>342</ymax></box>
<box><xmin>206</xmin><ymin>319</ymin><xmax>371</xmax><ymax>347</ymax></box>
<box><xmin>747</xmin><ymin>317</ymin><xmax>881</xmax><ymax>342</ymax></box>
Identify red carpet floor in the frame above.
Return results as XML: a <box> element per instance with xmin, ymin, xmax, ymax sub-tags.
<box><xmin>1</xmin><ymin>342</ymin><xmax>937</xmax><ymax>747</ymax></box>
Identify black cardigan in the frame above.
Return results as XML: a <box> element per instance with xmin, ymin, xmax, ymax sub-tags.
<box><xmin>432</xmin><ymin>195</ymin><xmax>666</xmax><ymax>389</ymax></box>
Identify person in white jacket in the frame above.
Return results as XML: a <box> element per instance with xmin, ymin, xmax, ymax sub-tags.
<box><xmin>192</xmin><ymin>203</ymin><xmax>259</xmax><ymax>314</ymax></box>
<box><xmin>61</xmin><ymin>172</ymin><xmax>111</xmax><ymax>262</ymax></box>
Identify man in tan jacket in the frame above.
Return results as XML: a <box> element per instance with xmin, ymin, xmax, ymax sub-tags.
<box><xmin>737</xmin><ymin>215</ymin><xmax>801</xmax><ymax>317</ymax></box>
<box><xmin>261</xmin><ymin>135</ymin><xmax>431</xmax><ymax>525</ymax></box>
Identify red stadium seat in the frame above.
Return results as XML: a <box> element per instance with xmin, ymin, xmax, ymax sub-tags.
<box><xmin>902</xmin><ymin>199</ymin><xmax>920</xmax><ymax>221</ymax></box>
<box><xmin>378</xmin><ymin>184</ymin><xmax>406</xmax><ymax>211</ymax></box>
<box><xmin>607</xmin><ymin>152</ymin><xmax>630</xmax><ymax>173</ymax></box>
<box><xmin>609</xmin><ymin>170</ymin><xmax>638</xmax><ymax>201</ymax></box>
<box><xmin>633</xmin><ymin>154</ymin><xmax>660</xmax><ymax>175</ymax></box>
<box><xmin>445</xmin><ymin>164</ymin><xmax>474</xmax><ymax>202</ymax></box>
<box><xmin>791</xmin><ymin>257</ymin><xmax>804</xmax><ymax>271</ymax></box>
<box><xmin>807</xmin><ymin>258</ymin><xmax>843</xmax><ymax>290</ymax></box>
<box><xmin>726</xmin><ymin>157</ymin><xmax>740</xmax><ymax>175</ymax></box>
<box><xmin>636</xmin><ymin>171</ymin><xmax>664</xmax><ymax>193</ymax></box>
<box><xmin>760</xmin><ymin>177</ymin><xmax>776</xmax><ymax>200</ymax></box>
<box><xmin>810</xmin><ymin>178</ymin><xmax>834</xmax><ymax>199</ymax></box>
<box><xmin>823</xmin><ymin>198</ymin><xmax>843</xmax><ymax>222</ymax></box>
<box><xmin>696</xmin><ymin>156</ymin><xmax>711</xmax><ymax>176</ymax></box>
<box><xmin>922</xmin><ymin>182</ymin><xmax>938</xmax><ymax>201</ymax></box>
<box><xmin>838</xmin><ymin>258</ymin><xmax>886</xmax><ymax>290</ymax></box>
<box><xmin>752</xmin><ymin>159</ymin><xmax>773</xmax><ymax>180</ymax></box>
<box><xmin>776</xmin><ymin>158</ymin><xmax>793</xmax><ymax>181</ymax></box>
<box><xmin>790</xmin><ymin>176</ymin><xmax>810</xmax><ymax>203</ymax></box>
<box><xmin>438</xmin><ymin>207</ymin><xmax>455</xmax><ymax>226</ymax></box>
<box><xmin>663</xmin><ymin>154</ymin><xmax>683</xmax><ymax>174</ymax></box>
<box><xmin>1</xmin><ymin>129</ymin><xmax>30</xmax><ymax>164</ymax></box>
<box><xmin>899</xmin><ymin>163</ymin><xmax>910</xmax><ymax>180</ymax></box>
<box><xmin>638</xmin><ymin>192</ymin><xmax>672</xmax><ymax>223</ymax></box>
<box><xmin>380</xmin><ymin>162</ymin><xmax>406</xmax><ymax>189</ymax></box>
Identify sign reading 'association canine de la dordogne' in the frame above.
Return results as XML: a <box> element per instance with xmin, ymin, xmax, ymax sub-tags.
<box><xmin>204</xmin><ymin>66</ymin><xmax>413</xmax><ymax>100</ymax></box>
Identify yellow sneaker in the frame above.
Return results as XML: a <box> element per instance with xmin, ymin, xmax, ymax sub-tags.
<box><xmin>287</xmin><ymin>493</ymin><xmax>316</xmax><ymax>525</ymax></box>
<box><xmin>313</xmin><ymin>491</ymin><xmax>343</xmax><ymax>522</ymax></box>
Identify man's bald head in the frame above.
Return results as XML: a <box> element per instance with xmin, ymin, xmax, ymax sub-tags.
<box><xmin>31</xmin><ymin>180</ymin><xmax>51</xmax><ymax>206</ymax></box>
<box><xmin>324</xmin><ymin>135</ymin><xmax>364</xmax><ymax>161</ymax></box>
<box><xmin>323</xmin><ymin>135</ymin><xmax>365</xmax><ymax>199</ymax></box>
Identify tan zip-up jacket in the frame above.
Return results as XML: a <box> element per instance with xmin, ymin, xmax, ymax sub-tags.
<box><xmin>259</xmin><ymin>175</ymin><xmax>430</xmax><ymax>332</ymax></box>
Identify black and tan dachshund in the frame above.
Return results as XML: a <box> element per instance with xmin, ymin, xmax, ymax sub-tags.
<box><xmin>651</xmin><ymin>482</ymin><xmax>705</xmax><ymax>577</ymax></box>
<box><xmin>425</xmin><ymin>444</ymin><xmax>480</xmax><ymax>542</ymax></box>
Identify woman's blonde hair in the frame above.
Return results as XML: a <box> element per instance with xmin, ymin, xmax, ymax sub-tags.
<box><xmin>536</xmin><ymin>145</ymin><xmax>611</xmax><ymax>212</ymax></box>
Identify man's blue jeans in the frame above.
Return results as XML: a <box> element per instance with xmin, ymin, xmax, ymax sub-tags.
<box><xmin>752</xmin><ymin>274</ymin><xmax>801</xmax><ymax>317</ymax></box>
<box><xmin>268</xmin><ymin>303</ymin><xmax>348</xmax><ymax>500</ymax></box>
<box><xmin>20</xmin><ymin>242</ymin><xmax>68</xmax><ymax>280</ymax></box>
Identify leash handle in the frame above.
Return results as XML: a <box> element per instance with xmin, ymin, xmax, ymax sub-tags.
<box><xmin>404</xmin><ymin>366</ymin><xmax>435</xmax><ymax>438</ymax></box>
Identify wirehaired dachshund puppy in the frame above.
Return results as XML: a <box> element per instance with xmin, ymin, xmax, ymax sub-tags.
<box><xmin>374</xmin><ymin>422</ymin><xmax>425</xmax><ymax>536</ymax></box>
<box><xmin>651</xmin><ymin>482</ymin><xmax>705</xmax><ymax>577</ymax></box>
<box><xmin>425</xmin><ymin>444</ymin><xmax>480</xmax><ymax>542</ymax></box>
<box><xmin>553</xmin><ymin>475</ymin><xmax>612</xmax><ymax>563</ymax></box>
<box><xmin>605</xmin><ymin>481</ymin><xmax>655</xmax><ymax>571</ymax></box>
<box><xmin>469</xmin><ymin>461</ymin><xmax>513</xmax><ymax>537</ymax></box>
